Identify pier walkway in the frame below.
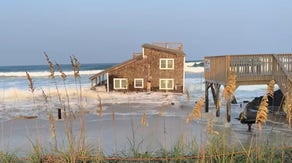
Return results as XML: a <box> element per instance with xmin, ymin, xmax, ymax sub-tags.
<box><xmin>204</xmin><ymin>54</ymin><xmax>292</xmax><ymax>122</ymax></box>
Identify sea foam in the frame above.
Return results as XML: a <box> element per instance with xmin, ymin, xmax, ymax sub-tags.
<box><xmin>0</xmin><ymin>70</ymin><xmax>103</xmax><ymax>77</ymax></box>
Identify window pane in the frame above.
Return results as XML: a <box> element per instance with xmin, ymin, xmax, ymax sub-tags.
<box><xmin>114</xmin><ymin>80</ymin><xmax>120</xmax><ymax>89</ymax></box>
<box><xmin>160</xmin><ymin>60</ymin><xmax>166</xmax><ymax>68</ymax></box>
<box><xmin>167</xmin><ymin>60</ymin><xmax>173</xmax><ymax>68</ymax></box>
<box><xmin>135</xmin><ymin>80</ymin><xmax>142</xmax><ymax>87</ymax></box>
<box><xmin>161</xmin><ymin>80</ymin><xmax>166</xmax><ymax>88</ymax></box>
<box><xmin>167</xmin><ymin>80</ymin><xmax>173</xmax><ymax>89</ymax></box>
<box><xmin>121</xmin><ymin>80</ymin><xmax>127</xmax><ymax>88</ymax></box>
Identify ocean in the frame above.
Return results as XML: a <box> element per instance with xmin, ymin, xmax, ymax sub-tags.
<box><xmin>0</xmin><ymin>63</ymin><xmax>115</xmax><ymax>90</ymax></box>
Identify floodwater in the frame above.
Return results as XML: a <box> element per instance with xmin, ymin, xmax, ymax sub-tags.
<box><xmin>1</xmin><ymin>97</ymin><xmax>292</xmax><ymax>157</ymax></box>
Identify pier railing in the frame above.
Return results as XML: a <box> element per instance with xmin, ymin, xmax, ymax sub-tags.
<box><xmin>273</xmin><ymin>54</ymin><xmax>292</xmax><ymax>95</ymax></box>
<box><xmin>152</xmin><ymin>42</ymin><xmax>183</xmax><ymax>51</ymax></box>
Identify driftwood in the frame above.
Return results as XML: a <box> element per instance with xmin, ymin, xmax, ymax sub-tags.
<box><xmin>16</xmin><ymin>115</ymin><xmax>38</xmax><ymax>119</ymax></box>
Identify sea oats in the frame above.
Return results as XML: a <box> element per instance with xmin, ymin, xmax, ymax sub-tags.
<box><xmin>44</xmin><ymin>52</ymin><xmax>55</xmax><ymax>78</ymax></box>
<box><xmin>266</xmin><ymin>80</ymin><xmax>275</xmax><ymax>98</ymax></box>
<box><xmin>283</xmin><ymin>92</ymin><xmax>292</xmax><ymax>127</ymax></box>
<box><xmin>186</xmin><ymin>113</ymin><xmax>191</xmax><ymax>124</ymax></box>
<box><xmin>56</xmin><ymin>63</ymin><xmax>67</xmax><ymax>80</ymax></box>
<box><xmin>49</xmin><ymin>113</ymin><xmax>56</xmax><ymax>139</ymax></box>
<box><xmin>70</xmin><ymin>55</ymin><xmax>80</xmax><ymax>78</ymax></box>
<box><xmin>41</xmin><ymin>89</ymin><xmax>48</xmax><ymax>103</ymax></box>
<box><xmin>239</xmin><ymin>111</ymin><xmax>247</xmax><ymax>121</ymax></box>
<box><xmin>207</xmin><ymin>118</ymin><xmax>219</xmax><ymax>135</ymax></box>
<box><xmin>192</xmin><ymin>97</ymin><xmax>204</xmax><ymax>120</ymax></box>
<box><xmin>222</xmin><ymin>71</ymin><xmax>236</xmax><ymax>101</ymax></box>
<box><xmin>256</xmin><ymin>95</ymin><xmax>269</xmax><ymax>130</ymax></box>
<box><xmin>254</xmin><ymin>80</ymin><xmax>276</xmax><ymax>130</ymax></box>
<box><xmin>140</xmin><ymin>112</ymin><xmax>148</xmax><ymax>127</ymax></box>
<box><xmin>25</xmin><ymin>71</ymin><xmax>35</xmax><ymax>93</ymax></box>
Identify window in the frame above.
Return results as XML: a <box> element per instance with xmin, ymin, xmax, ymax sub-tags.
<box><xmin>160</xmin><ymin>58</ymin><xmax>174</xmax><ymax>69</ymax></box>
<box><xmin>114</xmin><ymin>78</ymin><xmax>128</xmax><ymax>89</ymax></box>
<box><xmin>159</xmin><ymin>79</ymin><xmax>174</xmax><ymax>90</ymax></box>
<box><xmin>134</xmin><ymin>78</ymin><xmax>144</xmax><ymax>88</ymax></box>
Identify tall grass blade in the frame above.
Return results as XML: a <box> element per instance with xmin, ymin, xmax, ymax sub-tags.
<box><xmin>44</xmin><ymin>52</ymin><xmax>55</xmax><ymax>78</ymax></box>
<box><xmin>140</xmin><ymin>112</ymin><xmax>148</xmax><ymax>127</ymax></box>
<box><xmin>283</xmin><ymin>92</ymin><xmax>292</xmax><ymax>127</ymax></box>
<box><xmin>25</xmin><ymin>72</ymin><xmax>35</xmax><ymax>93</ymax></box>
<box><xmin>222</xmin><ymin>71</ymin><xmax>236</xmax><ymax>101</ymax></box>
<box><xmin>266</xmin><ymin>80</ymin><xmax>275</xmax><ymax>98</ymax></box>
<box><xmin>192</xmin><ymin>96</ymin><xmax>204</xmax><ymax>120</ymax></box>
<box><xmin>256</xmin><ymin>95</ymin><xmax>269</xmax><ymax>130</ymax></box>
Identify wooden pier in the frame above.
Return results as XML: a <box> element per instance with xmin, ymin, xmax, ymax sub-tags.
<box><xmin>204</xmin><ymin>54</ymin><xmax>292</xmax><ymax>122</ymax></box>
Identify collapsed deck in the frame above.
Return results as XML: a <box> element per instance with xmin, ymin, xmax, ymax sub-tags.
<box><xmin>204</xmin><ymin>54</ymin><xmax>292</xmax><ymax>122</ymax></box>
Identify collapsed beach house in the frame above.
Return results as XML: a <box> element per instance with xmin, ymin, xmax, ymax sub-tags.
<box><xmin>89</xmin><ymin>42</ymin><xmax>186</xmax><ymax>93</ymax></box>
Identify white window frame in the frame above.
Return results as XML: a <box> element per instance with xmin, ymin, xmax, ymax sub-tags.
<box><xmin>160</xmin><ymin>58</ymin><xmax>174</xmax><ymax>70</ymax></box>
<box><xmin>159</xmin><ymin>79</ymin><xmax>174</xmax><ymax>90</ymax></box>
<box><xmin>134</xmin><ymin>78</ymin><xmax>144</xmax><ymax>88</ymax></box>
<box><xmin>113</xmin><ymin>78</ymin><xmax>128</xmax><ymax>89</ymax></box>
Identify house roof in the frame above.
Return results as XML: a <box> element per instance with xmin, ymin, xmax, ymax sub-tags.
<box><xmin>89</xmin><ymin>55</ymin><xmax>143</xmax><ymax>80</ymax></box>
<box><xmin>89</xmin><ymin>43</ymin><xmax>185</xmax><ymax>80</ymax></box>
<box><xmin>142</xmin><ymin>44</ymin><xmax>186</xmax><ymax>56</ymax></box>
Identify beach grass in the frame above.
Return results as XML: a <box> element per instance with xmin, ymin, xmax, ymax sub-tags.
<box><xmin>0</xmin><ymin>151</ymin><xmax>18</xmax><ymax>163</ymax></box>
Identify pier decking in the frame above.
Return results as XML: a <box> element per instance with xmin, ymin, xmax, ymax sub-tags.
<box><xmin>204</xmin><ymin>54</ymin><xmax>292</xmax><ymax>122</ymax></box>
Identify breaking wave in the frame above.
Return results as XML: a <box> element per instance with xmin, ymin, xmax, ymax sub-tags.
<box><xmin>0</xmin><ymin>70</ymin><xmax>103</xmax><ymax>77</ymax></box>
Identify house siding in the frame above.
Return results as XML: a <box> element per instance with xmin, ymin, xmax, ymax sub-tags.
<box><xmin>108</xmin><ymin>47</ymin><xmax>184</xmax><ymax>93</ymax></box>
<box><xmin>108</xmin><ymin>57</ymin><xmax>149</xmax><ymax>91</ymax></box>
<box><xmin>144</xmin><ymin>48</ymin><xmax>184</xmax><ymax>92</ymax></box>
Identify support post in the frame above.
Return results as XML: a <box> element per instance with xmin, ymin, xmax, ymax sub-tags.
<box><xmin>106</xmin><ymin>73</ymin><xmax>109</xmax><ymax>92</ymax></box>
<box><xmin>102</xmin><ymin>74</ymin><xmax>104</xmax><ymax>84</ymax></box>
<box><xmin>58</xmin><ymin>108</ymin><xmax>62</xmax><ymax>119</ymax></box>
<box><xmin>226</xmin><ymin>100</ymin><xmax>231</xmax><ymax>122</ymax></box>
<box><xmin>248</xmin><ymin>124</ymin><xmax>252</xmax><ymax>132</ymax></box>
<box><xmin>205</xmin><ymin>82</ymin><xmax>210</xmax><ymax>112</ymax></box>
<box><xmin>211</xmin><ymin>84</ymin><xmax>221</xmax><ymax>117</ymax></box>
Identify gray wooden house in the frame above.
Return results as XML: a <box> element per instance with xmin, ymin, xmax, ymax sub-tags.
<box><xmin>89</xmin><ymin>42</ymin><xmax>186</xmax><ymax>93</ymax></box>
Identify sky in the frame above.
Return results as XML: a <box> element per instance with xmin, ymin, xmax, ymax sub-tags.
<box><xmin>0</xmin><ymin>0</ymin><xmax>292</xmax><ymax>66</ymax></box>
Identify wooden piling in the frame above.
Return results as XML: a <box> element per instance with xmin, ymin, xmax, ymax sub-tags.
<box><xmin>205</xmin><ymin>82</ymin><xmax>210</xmax><ymax>112</ymax></box>
<box><xmin>58</xmin><ymin>108</ymin><xmax>62</xmax><ymax>119</ymax></box>
<box><xmin>226</xmin><ymin>100</ymin><xmax>231</xmax><ymax>122</ymax></box>
<box><xmin>211</xmin><ymin>83</ymin><xmax>221</xmax><ymax>117</ymax></box>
